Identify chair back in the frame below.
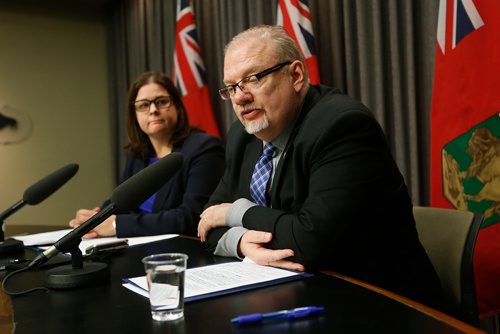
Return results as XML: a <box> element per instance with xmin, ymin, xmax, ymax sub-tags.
<box><xmin>413</xmin><ymin>206</ymin><xmax>482</xmax><ymax>326</ymax></box>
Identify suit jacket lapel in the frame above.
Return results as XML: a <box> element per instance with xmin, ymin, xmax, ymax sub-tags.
<box><xmin>269</xmin><ymin>87</ymin><xmax>319</xmax><ymax>205</ymax></box>
<box><xmin>270</xmin><ymin>142</ymin><xmax>291</xmax><ymax>207</ymax></box>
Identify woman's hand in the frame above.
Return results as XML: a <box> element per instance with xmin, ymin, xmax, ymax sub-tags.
<box><xmin>69</xmin><ymin>207</ymin><xmax>116</xmax><ymax>238</ymax></box>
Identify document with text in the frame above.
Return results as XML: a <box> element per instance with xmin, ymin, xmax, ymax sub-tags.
<box><xmin>123</xmin><ymin>259</ymin><xmax>312</xmax><ymax>302</ymax></box>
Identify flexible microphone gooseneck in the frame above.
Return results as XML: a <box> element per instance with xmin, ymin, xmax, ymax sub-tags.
<box><xmin>29</xmin><ymin>152</ymin><xmax>184</xmax><ymax>289</ymax></box>
<box><xmin>0</xmin><ymin>164</ymin><xmax>79</xmax><ymax>255</ymax></box>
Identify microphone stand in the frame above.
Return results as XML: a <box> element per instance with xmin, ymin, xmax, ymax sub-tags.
<box><xmin>44</xmin><ymin>239</ymin><xmax>109</xmax><ymax>289</ymax></box>
<box><xmin>0</xmin><ymin>200</ymin><xmax>26</xmax><ymax>255</ymax></box>
<box><xmin>42</xmin><ymin>206</ymin><xmax>117</xmax><ymax>289</ymax></box>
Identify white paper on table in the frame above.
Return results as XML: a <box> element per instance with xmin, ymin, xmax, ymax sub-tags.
<box><xmin>12</xmin><ymin>229</ymin><xmax>178</xmax><ymax>255</ymax></box>
<box><xmin>123</xmin><ymin>261</ymin><xmax>311</xmax><ymax>302</ymax></box>
<box><xmin>12</xmin><ymin>229</ymin><xmax>73</xmax><ymax>246</ymax></box>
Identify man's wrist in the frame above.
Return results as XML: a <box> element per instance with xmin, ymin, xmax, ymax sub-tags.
<box><xmin>226</xmin><ymin>198</ymin><xmax>257</xmax><ymax>227</ymax></box>
<box><xmin>214</xmin><ymin>227</ymin><xmax>248</xmax><ymax>259</ymax></box>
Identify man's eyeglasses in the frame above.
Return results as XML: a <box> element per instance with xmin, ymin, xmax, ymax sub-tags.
<box><xmin>134</xmin><ymin>96</ymin><xmax>172</xmax><ymax>113</ymax></box>
<box><xmin>218</xmin><ymin>61</ymin><xmax>292</xmax><ymax>100</ymax></box>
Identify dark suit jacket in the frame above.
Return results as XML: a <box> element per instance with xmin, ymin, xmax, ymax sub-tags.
<box><xmin>114</xmin><ymin>131</ymin><xmax>225</xmax><ymax>237</ymax></box>
<box><xmin>206</xmin><ymin>85</ymin><xmax>442</xmax><ymax>307</ymax></box>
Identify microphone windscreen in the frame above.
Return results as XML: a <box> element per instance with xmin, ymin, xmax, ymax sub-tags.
<box><xmin>111</xmin><ymin>152</ymin><xmax>183</xmax><ymax>211</ymax></box>
<box><xmin>23</xmin><ymin>164</ymin><xmax>79</xmax><ymax>205</ymax></box>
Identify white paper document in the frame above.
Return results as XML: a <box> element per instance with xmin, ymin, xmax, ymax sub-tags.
<box><xmin>12</xmin><ymin>229</ymin><xmax>73</xmax><ymax>246</ymax></box>
<box><xmin>123</xmin><ymin>260</ymin><xmax>311</xmax><ymax>302</ymax></box>
<box><xmin>12</xmin><ymin>229</ymin><xmax>178</xmax><ymax>255</ymax></box>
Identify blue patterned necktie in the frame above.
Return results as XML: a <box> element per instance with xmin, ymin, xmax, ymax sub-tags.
<box><xmin>250</xmin><ymin>143</ymin><xmax>278</xmax><ymax>207</ymax></box>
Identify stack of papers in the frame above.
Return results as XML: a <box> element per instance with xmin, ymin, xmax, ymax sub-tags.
<box><xmin>123</xmin><ymin>259</ymin><xmax>312</xmax><ymax>302</ymax></box>
<box><xmin>12</xmin><ymin>229</ymin><xmax>178</xmax><ymax>255</ymax></box>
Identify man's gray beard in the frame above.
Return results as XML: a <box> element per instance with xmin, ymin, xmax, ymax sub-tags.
<box><xmin>243</xmin><ymin>115</ymin><xmax>270</xmax><ymax>134</ymax></box>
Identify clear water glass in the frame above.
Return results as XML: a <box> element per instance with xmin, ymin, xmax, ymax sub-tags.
<box><xmin>142</xmin><ymin>253</ymin><xmax>188</xmax><ymax>321</ymax></box>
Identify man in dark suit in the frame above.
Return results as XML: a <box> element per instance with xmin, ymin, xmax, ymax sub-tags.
<box><xmin>197</xmin><ymin>25</ymin><xmax>442</xmax><ymax>308</ymax></box>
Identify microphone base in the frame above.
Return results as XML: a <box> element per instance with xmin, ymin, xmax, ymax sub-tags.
<box><xmin>45</xmin><ymin>262</ymin><xmax>110</xmax><ymax>289</ymax></box>
<box><xmin>0</xmin><ymin>239</ymin><xmax>24</xmax><ymax>255</ymax></box>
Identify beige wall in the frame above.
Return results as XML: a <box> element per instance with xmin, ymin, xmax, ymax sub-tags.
<box><xmin>0</xmin><ymin>6</ymin><xmax>113</xmax><ymax>235</ymax></box>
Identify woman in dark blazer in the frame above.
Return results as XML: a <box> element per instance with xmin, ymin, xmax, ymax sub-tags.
<box><xmin>69</xmin><ymin>71</ymin><xmax>224</xmax><ymax>237</ymax></box>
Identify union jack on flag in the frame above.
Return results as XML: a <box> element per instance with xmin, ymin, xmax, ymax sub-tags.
<box><xmin>436</xmin><ymin>0</ymin><xmax>484</xmax><ymax>54</ymax></box>
<box><xmin>277</xmin><ymin>0</ymin><xmax>320</xmax><ymax>84</ymax></box>
<box><xmin>173</xmin><ymin>0</ymin><xmax>220</xmax><ymax>137</ymax></box>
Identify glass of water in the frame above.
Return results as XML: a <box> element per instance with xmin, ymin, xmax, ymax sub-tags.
<box><xmin>142</xmin><ymin>253</ymin><xmax>188</xmax><ymax>321</ymax></box>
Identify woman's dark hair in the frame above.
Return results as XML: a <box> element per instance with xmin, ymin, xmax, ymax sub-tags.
<box><xmin>125</xmin><ymin>71</ymin><xmax>192</xmax><ymax>159</ymax></box>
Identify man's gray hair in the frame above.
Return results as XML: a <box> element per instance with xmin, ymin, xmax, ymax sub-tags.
<box><xmin>225</xmin><ymin>25</ymin><xmax>309</xmax><ymax>81</ymax></box>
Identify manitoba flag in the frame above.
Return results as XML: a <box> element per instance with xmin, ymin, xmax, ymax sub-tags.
<box><xmin>277</xmin><ymin>0</ymin><xmax>320</xmax><ymax>84</ymax></box>
<box><xmin>173</xmin><ymin>0</ymin><xmax>220</xmax><ymax>137</ymax></box>
<box><xmin>430</xmin><ymin>0</ymin><xmax>500</xmax><ymax>317</ymax></box>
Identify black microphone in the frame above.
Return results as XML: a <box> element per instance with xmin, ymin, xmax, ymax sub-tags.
<box><xmin>23</xmin><ymin>164</ymin><xmax>80</xmax><ymax>205</ymax></box>
<box><xmin>29</xmin><ymin>152</ymin><xmax>183</xmax><ymax>289</ymax></box>
<box><xmin>0</xmin><ymin>164</ymin><xmax>79</xmax><ymax>255</ymax></box>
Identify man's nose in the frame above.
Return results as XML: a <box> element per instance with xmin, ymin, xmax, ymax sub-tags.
<box><xmin>232</xmin><ymin>86</ymin><xmax>251</xmax><ymax>104</ymax></box>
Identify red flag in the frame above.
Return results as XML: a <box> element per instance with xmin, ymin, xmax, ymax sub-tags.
<box><xmin>277</xmin><ymin>0</ymin><xmax>321</xmax><ymax>84</ymax></box>
<box><xmin>173</xmin><ymin>0</ymin><xmax>220</xmax><ymax>137</ymax></box>
<box><xmin>430</xmin><ymin>0</ymin><xmax>500</xmax><ymax>317</ymax></box>
<box><xmin>430</xmin><ymin>0</ymin><xmax>500</xmax><ymax>214</ymax></box>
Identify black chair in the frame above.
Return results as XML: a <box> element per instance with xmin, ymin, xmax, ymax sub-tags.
<box><xmin>413</xmin><ymin>206</ymin><xmax>483</xmax><ymax>326</ymax></box>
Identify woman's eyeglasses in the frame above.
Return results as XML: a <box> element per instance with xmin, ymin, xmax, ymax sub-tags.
<box><xmin>134</xmin><ymin>96</ymin><xmax>172</xmax><ymax>113</ymax></box>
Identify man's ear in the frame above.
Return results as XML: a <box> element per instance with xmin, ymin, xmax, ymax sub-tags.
<box><xmin>289</xmin><ymin>60</ymin><xmax>307</xmax><ymax>92</ymax></box>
